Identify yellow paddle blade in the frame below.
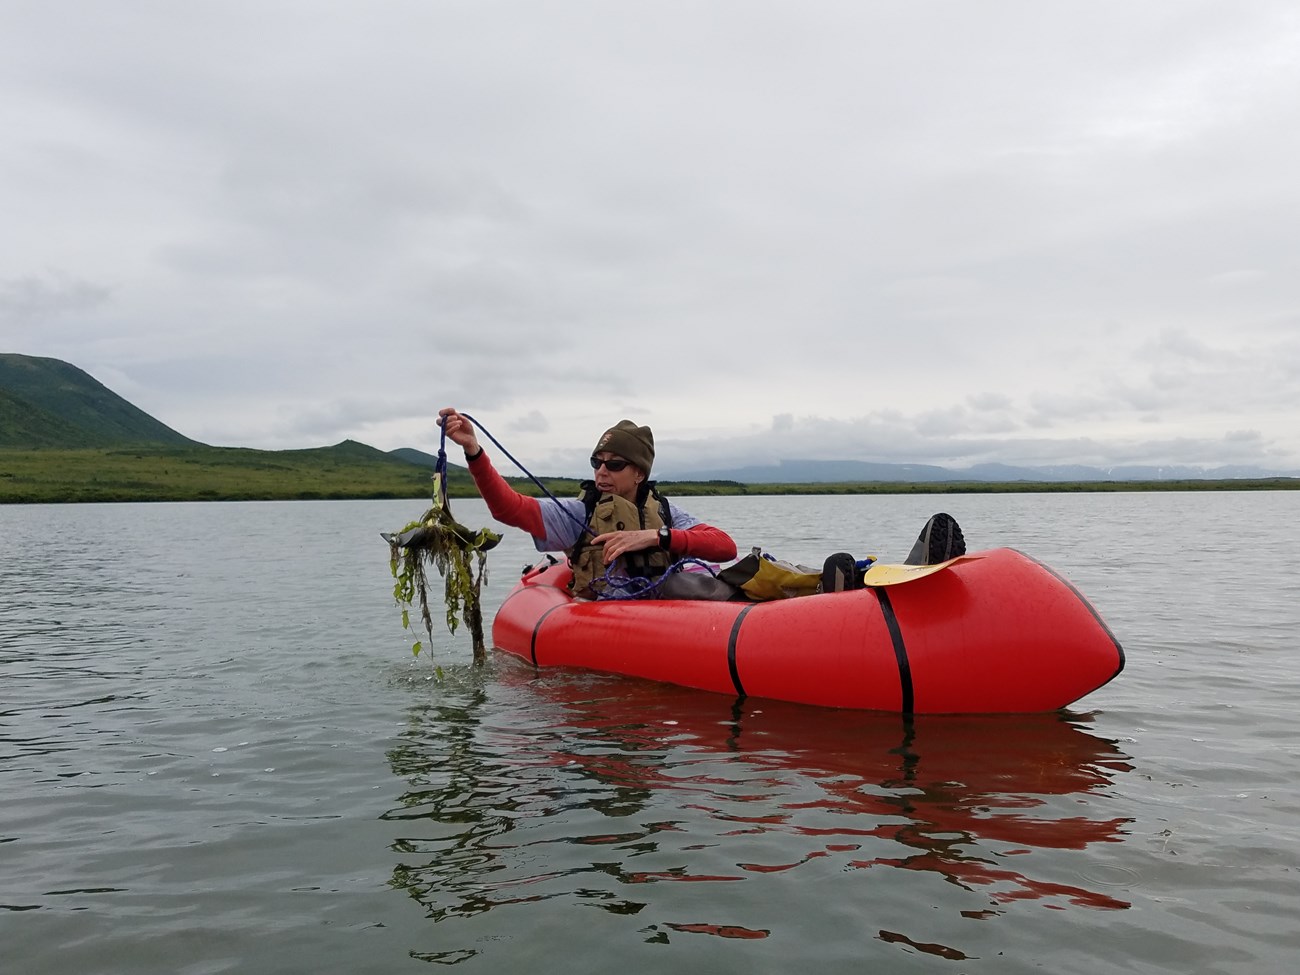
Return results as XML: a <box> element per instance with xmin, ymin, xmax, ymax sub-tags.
<box><xmin>862</xmin><ymin>554</ymin><xmax>982</xmax><ymax>587</ymax></box>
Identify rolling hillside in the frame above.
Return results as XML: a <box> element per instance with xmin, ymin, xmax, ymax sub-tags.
<box><xmin>0</xmin><ymin>353</ymin><xmax>198</xmax><ymax>448</ymax></box>
<box><xmin>0</xmin><ymin>353</ymin><xmax>445</xmax><ymax>502</ymax></box>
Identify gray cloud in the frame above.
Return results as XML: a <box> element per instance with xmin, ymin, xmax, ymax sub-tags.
<box><xmin>0</xmin><ymin>272</ymin><xmax>112</xmax><ymax>325</ymax></box>
<box><xmin>3</xmin><ymin>1</ymin><xmax>1299</xmax><ymax>472</ymax></box>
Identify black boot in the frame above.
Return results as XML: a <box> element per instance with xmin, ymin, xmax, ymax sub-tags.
<box><xmin>820</xmin><ymin>552</ymin><xmax>860</xmax><ymax>592</ymax></box>
<box><xmin>904</xmin><ymin>513</ymin><xmax>966</xmax><ymax>565</ymax></box>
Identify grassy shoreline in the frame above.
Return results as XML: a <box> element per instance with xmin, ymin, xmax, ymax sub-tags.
<box><xmin>2</xmin><ymin>446</ymin><xmax>1297</xmax><ymax>504</ymax></box>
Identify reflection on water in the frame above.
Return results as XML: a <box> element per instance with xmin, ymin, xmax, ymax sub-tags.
<box><xmin>383</xmin><ymin>669</ymin><xmax>1134</xmax><ymax>962</ymax></box>
<box><xmin>4</xmin><ymin>495</ymin><xmax>1297</xmax><ymax>973</ymax></box>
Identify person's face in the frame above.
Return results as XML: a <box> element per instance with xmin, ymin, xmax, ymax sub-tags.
<box><xmin>590</xmin><ymin>451</ymin><xmax>643</xmax><ymax>501</ymax></box>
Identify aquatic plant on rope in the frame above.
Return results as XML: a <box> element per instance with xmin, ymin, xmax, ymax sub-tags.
<box><xmin>386</xmin><ymin>469</ymin><xmax>500</xmax><ymax>668</ymax></box>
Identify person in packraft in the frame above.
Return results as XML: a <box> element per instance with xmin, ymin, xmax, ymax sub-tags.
<box><xmin>436</xmin><ymin>408</ymin><xmax>738</xmax><ymax>599</ymax></box>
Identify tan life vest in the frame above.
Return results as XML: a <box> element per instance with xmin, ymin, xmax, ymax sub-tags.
<box><xmin>569</xmin><ymin>487</ymin><xmax>672</xmax><ymax>599</ymax></box>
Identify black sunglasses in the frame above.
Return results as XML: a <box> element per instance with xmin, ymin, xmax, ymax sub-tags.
<box><xmin>590</xmin><ymin>456</ymin><xmax>631</xmax><ymax>472</ymax></box>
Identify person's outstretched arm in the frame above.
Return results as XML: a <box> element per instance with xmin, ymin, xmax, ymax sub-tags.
<box><xmin>465</xmin><ymin>449</ymin><xmax>545</xmax><ymax>539</ymax></box>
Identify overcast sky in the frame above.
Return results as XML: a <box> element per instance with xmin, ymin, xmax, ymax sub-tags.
<box><xmin>3</xmin><ymin>1</ymin><xmax>1299</xmax><ymax>476</ymax></box>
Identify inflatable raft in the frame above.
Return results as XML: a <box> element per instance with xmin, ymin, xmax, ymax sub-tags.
<box><xmin>492</xmin><ymin>548</ymin><xmax>1123</xmax><ymax>714</ymax></box>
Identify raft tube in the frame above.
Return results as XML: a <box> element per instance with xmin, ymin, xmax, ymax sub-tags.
<box><xmin>491</xmin><ymin>548</ymin><xmax>1124</xmax><ymax>714</ymax></box>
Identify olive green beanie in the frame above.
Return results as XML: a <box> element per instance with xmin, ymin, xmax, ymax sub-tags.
<box><xmin>592</xmin><ymin>420</ymin><xmax>655</xmax><ymax>475</ymax></box>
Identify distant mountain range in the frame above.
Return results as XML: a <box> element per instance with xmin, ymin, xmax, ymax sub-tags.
<box><xmin>4</xmin><ymin>353</ymin><xmax>1296</xmax><ymax>482</ymax></box>
<box><xmin>676</xmin><ymin>458</ymin><xmax>1300</xmax><ymax>483</ymax></box>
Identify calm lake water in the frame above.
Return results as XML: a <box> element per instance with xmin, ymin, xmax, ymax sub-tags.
<box><xmin>3</xmin><ymin>491</ymin><xmax>1298</xmax><ymax>973</ymax></box>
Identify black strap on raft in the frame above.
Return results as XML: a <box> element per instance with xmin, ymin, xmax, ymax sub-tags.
<box><xmin>872</xmin><ymin>587</ymin><xmax>915</xmax><ymax>714</ymax></box>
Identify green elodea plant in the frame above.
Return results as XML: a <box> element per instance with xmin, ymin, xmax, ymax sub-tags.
<box><xmin>385</xmin><ymin>469</ymin><xmax>501</xmax><ymax>669</ymax></box>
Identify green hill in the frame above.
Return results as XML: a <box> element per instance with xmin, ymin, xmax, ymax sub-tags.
<box><xmin>0</xmin><ymin>440</ymin><xmax>448</xmax><ymax>504</ymax></box>
<box><xmin>0</xmin><ymin>354</ymin><xmax>488</xmax><ymax>503</ymax></box>
<box><xmin>389</xmin><ymin>446</ymin><xmax>442</xmax><ymax>468</ymax></box>
<box><xmin>0</xmin><ymin>353</ymin><xmax>198</xmax><ymax>448</ymax></box>
<box><xmin>0</xmin><ymin>386</ymin><xmax>97</xmax><ymax>447</ymax></box>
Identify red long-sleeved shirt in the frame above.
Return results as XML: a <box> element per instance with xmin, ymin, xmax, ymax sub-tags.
<box><xmin>466</xmin><ymin>450</ymin><xmax>737</xmax><ymax>562</ymax></box>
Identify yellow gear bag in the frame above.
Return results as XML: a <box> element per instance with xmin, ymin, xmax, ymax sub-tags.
<box><xmin>717</xmin><ymin>548</ymin><xmax>822</xmax><ymax>601</ymax></box>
